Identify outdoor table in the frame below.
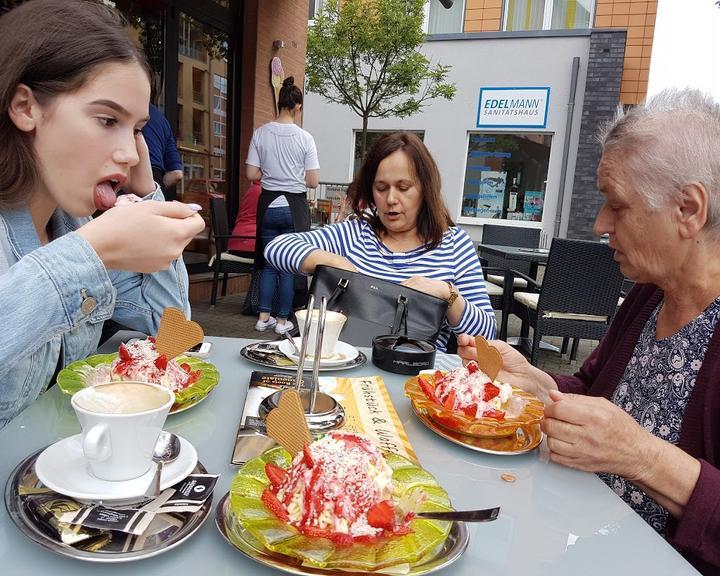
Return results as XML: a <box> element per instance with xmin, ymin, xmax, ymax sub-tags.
<box><xmin>478</xmin><ymin>243</ymin><xmax>549</xmax><ymax>279</ymax></box>
<box><xmin>0</xmin><ymin>334</ymin><xmax>699</xmax><ymax>575</ymax></box>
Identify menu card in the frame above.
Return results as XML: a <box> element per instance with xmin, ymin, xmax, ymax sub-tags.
<box><xmin>231</xmin><ymin>371</ymin><xmax>416</xmax><ymax>464</ymax></box>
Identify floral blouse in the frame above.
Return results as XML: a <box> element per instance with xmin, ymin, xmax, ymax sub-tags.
<box><xmin>599</xmin><ymin>297</ymin><xmax>720</xmax><ymax>533</ymax></box>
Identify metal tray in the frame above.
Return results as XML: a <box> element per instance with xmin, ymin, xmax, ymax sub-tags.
<box><xmin>240</xmin><ymin>341</ymin><xmax>367</xmax><ymax>372</ymax></box>
<box><xmin>215</xmin><ymin>492</ymin><xmax>469</xmax><ymax>575</ymax></box>
<box><xmin>4</xmin><ymin>448</ymin><xmax>212</xmax><ymax>562</ymax></box>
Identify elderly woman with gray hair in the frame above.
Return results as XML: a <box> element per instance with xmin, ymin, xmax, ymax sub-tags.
<box><xmin>458</xmin><ymin>88</ymin><xmax>720</xmax><ymax>574</ymax></box>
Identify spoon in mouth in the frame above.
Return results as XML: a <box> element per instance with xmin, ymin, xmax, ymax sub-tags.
<box><xmin>144</xmin><ymin>431</ymin><xmax>181</xmax><ymax>499</ymax></box>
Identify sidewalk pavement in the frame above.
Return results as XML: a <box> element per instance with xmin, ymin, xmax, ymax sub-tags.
<box><xmin>191</xmin><ymin>293</ymin><xmax>593</xmax><ymax>376</ymax></box>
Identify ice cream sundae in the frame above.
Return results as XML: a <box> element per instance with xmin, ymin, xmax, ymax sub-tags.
<box><xmin>262</xmin><ymin>432</ymin><xmax>412</xmax><ymax>544</ymax></box>
<box><xmin>109</xmin><ymin>337</ymin><xmax>200</xmax><ymax>392</ymax></box>
<box><xmin>419</xmin><ymin>361</ymin><xmax>520</xmax><ymax>421</ymax></box>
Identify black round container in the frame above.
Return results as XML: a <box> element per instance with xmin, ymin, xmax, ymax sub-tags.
<box><xmin>371</xmin><ymin>335</ymin><xmax>436</xmax><ymax>375</ymax></box>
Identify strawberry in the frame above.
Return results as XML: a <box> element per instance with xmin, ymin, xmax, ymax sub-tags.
<box><xmin>461</xmin><ymin>403</ymin><xmax>478</xmax><ymax>418</ymax></box>
<box><xmin>301</xmin><ymin>525</ymin><xmax>332</xmax><ymax>539</ymax></box>
<box><xmin>367</xmin><ymin>500</ymin><xmax>396</xmax><ymax>530</ymax></box>
<box><xmin>434</xmin><ymin>370</ymin><xmax>445</xmax><ymax>384</ymax></box>
<box><xmin>180</xmin><ymin>362</ymin><xmax>192</xmax><ymax>372</ymax></box>
<box><xmin>265</xmin><ymin>462</ymin><xmax>288</xmax><ymax>488</ymax></box>
<box><xmin>329</xmin><ymin>532</ymin><xmax>354</xmax><ymax>547</ymax></box>
<box><xmin>154</xmin><ymin>354</ymin><xmax>168</xmax><ymax>371</ymax></box>
<box><xmin>467</xmin><ymin>361</ymin><xmax>479</xmax><ymax>374</ymax></box>
<box><xmin>261</xmin><ymin>488</ymin><xmax>289</xmax><ymax>521</ymax></box>
<box><xmin>302</xmin><ymin>444</ymin><xmax>314</xmax><ymax>468</ymax></box>
<box><xmin>442</xmin><ymin>390</ymin><xmax>456</xmax><ymax>410</ymax></box>
<box><xmin>482</xmin><ymin>407</ymin><xmax>506</xmax><ymax>421</ymax></box>
<box><xmin>482</xmin><ymin>382</ymin><xmax>500</xmax><ymax>402</ymax></box>
<box><xmin>147</xmin><ymin>336</ymin><xmax>156</xmax><ymax>344</ymax></box>
<box><xmin>118</xmin><ymin>343</ymin><xmax>131</xmax><ymax>361</ymax></box>
<box><xmin>417</xmin><ymin>376</ymin><xmax>436</xmax><ymax>402</ymax></box>
<box><xmin>391</xmin><ymin>525</ymin><xmax>413</xmax><ymax>536</ymax></box>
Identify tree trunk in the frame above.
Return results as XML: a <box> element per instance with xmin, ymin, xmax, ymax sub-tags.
<box><xmin>360</xmin><ymin>114</ymin><xmax>369</xmax><ymax>161</ymax></box>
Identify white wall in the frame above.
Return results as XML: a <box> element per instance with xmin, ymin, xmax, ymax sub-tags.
<box><xmin>303</xmin><ymin>33</ymin><xmax>590</xmax><ymax>242</ymax></box>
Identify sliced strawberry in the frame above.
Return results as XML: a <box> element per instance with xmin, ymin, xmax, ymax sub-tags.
<box><xmin>118</xmin><ymin>343</ymin><xmax>131</xmax><ymax>361</ymax></box>
<box><xmin>467</xmin><ymin>361</ymin><xmax>479</xmax><ymax>374</ymax></box>
<box><xmin>147</xmin><ymin>336</ymin><xmax>156</xmax><ymax>344</ymax></box>
<box><xmin>302</xmin><ymin>444</ymin><xmax>315</xmax><ymax>468</ymax></box>
<box><xmin>265</xmin><ymin>462</ymin><xmax>289</xmax><ymax>488</ymax></box>
<box><xmin>186</xmin><ymin>369</ymin><xmax>201</xmax><ymax>386</ymax></box>
<box><xmin>154</xmin><ymin>354</ymin><xmax>168</xmax><ymax>370</ymax></box>
<box><xmin>301</xmin><ymin>525</ymin><xmax>332</xmax><ymax>539</ymax></box>
<box><xmin>434</xmin><ymin>370</ymin><xmax>445</xmax><ymax>384</ymax></box>
<box><xmin>461</xmin><ymin>403</ymin><xmax>478</xmax><ymax>417</ymax></box>
<box><xmin>180</xmin><ymin>362</ymin><xmax>192</xmax><ymax>372</ymax></box>
<box><xmin>261</xmin><ymin>488</ymin><xmax>289</xmax><ymax>521</ymax></box>
<box><xmin>330</xmin><ymin>531</ymin><xmax>354</xmax><ymax>547</ymax></box>
<box><xmin>417</xmin><ymin>376</ymin><xmax>436</xmax><ymax>402</ymax></box>
<box><xmin>442</xmin><ymin>390</ymin><xmax>456</xmax><ymax>410</ymax></box>
<box><xmin>367</xmin><ymin>500</ymin><xmax>395</xmax><ymax>530</ymax></box>
<box><xmin>482</xmin><ymin>407</ymin><xmax>506</xmax><ymax>421</ymax></box>
<box><xmin>482</xmin><ymin>382</ymin><xmax>500</xmax><ymax>402</ymax></box>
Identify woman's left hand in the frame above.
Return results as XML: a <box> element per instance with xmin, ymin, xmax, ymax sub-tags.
<box><xmin>542</xmin><ymin>389</ymin><xmax>657</xmax><ymax>481</ymax></box>
<box><xmin>400</xmin><ymin>276</ymin><xmax>448</xmax><ymax>300</ymax></box>
<box><xmin>123</xmin><ymin>132</ymin><xmax>156</xmax><ymax>197</ymax></box>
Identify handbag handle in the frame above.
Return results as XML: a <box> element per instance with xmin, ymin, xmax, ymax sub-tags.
<box><xmin>327</xmin><ymin>277</ymin><xmax>349</xmax><ymax>311</ymax></box>
<box><xmin>391</xmin><ymin>295</ymin><xmax>408</xmax><ymax>335</ymax></box>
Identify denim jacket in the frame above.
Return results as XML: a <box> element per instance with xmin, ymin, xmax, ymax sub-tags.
<box><xmin>0</xmin><ymin>189</ymin><xmax>190</xmax><ymax>429</ymax></box>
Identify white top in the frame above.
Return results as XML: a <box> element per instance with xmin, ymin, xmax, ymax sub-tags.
<box><xmin>247</xmin><ymin>122</ymin><xmax>319</xmax><ymax>208</ymax></box>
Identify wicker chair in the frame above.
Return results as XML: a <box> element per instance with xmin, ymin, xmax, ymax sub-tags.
<box><xmin>208</xmin><ymin>197</ymin><xmax>255</xmax><ymax>306</ymax></box>
<box><xmin>504</xmin><ymin>238</ymin><xmax>624</xmax><ymax>365</ymax></box>
<box><xmin>478</xmin><ymin>225</ymin><xmax>542</xmax><ymax>339</ymax></box>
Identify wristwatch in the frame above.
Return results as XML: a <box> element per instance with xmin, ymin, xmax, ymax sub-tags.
<box><xmin>445</xmin><ymin>281</ymin><xmax>459</xmax><ymax>307</ymax></box>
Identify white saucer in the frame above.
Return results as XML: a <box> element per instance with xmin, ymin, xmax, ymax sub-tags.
<box><xmin>35</xmin><ymin>433</ymin><xmax>198</xmax><ymax>504</ymax></box>
<box><xmin>278</xmin><ymin>338</ymin><xmax>359</xmax><ymax>367</ymax></box>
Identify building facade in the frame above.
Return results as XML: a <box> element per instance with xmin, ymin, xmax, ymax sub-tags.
<box><xmin>304</xmin><ymin>0</ymin><xmax>657</xmax><ymax>242</ymax></box>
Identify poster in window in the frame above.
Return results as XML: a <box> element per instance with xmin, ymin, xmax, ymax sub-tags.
<box><xmin>473</xmin><ymin>171</ymin><xmax>506</xmax><ymax>219</ymax></box>
<box><xmin>523</xmin><ymin>190</ymin><xmax>543</xmax><ymax>221</ymax></box>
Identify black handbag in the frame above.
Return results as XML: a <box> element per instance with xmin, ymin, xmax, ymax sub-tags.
<box><xmin>308</xmin><ymin>265</ymin><xmax>448</xmax><ymax>347</ymax></box>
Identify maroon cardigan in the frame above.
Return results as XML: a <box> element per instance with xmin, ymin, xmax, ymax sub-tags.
<box><xmin>551</xmin><ymin>283</ymin><xmax>720</xmax><ymax>574</ymax></box>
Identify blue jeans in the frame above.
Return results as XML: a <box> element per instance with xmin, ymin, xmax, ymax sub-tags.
<box><xmin>258</xmin><ymin>206</ymin><xmax>295</xmax><ymax>318</ymax></box>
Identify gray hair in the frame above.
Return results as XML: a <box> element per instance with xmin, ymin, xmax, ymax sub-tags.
<box><xmin>598</xmin><ymin>88</ymin><xmax>720</xmax><ymax>228</ymax></box>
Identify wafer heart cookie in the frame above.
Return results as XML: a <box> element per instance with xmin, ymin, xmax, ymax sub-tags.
<box><xmin>265</xmin><ymin>389</ymin><xmax>312</xmax><ymax>457</ymax></box>
<box><xmin>155</xmin><ymin>307</ymin><xmax>204</xmax><ymax>359</ymax></box>
<box><xmin>475</xmin><ymin>336</ymin><xmax>503</xmax><ymax>381</ymax></box>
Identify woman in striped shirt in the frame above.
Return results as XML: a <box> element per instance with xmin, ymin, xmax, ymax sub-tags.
<box><xmin>265</xmin><ymin>132</ymin><xmax>495</xmax><ymax>351</ymax></box>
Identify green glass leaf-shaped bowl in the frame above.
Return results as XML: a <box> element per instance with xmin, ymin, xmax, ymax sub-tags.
<box><xmin>56</xmin><ymin>353</ymin><xmax>219</xmax><ymax>413</ymax></box>
<box><xmin>227</xmin><ymin>447</ymin><xmax>454</xmax><ymax>572</ymax></box>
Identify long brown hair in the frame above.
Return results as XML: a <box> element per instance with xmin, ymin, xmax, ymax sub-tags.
<box><xmin>349</xmin><ymin>132</ymin><xmax>453</xmax><ymax>249</ymax></box>
<box><xmin>0</xmin><ymin>0</ymin><xmax>149</xmax><ymax>208</ymax></box>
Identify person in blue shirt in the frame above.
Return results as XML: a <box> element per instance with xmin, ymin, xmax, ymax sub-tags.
<box><xmin>0</xmin><ymin>0</ymin><xmax>205</xmax><ymax>429</ymax></box>
<box><xmin>142</xmin><ymin>104</ymin><xmax>184</xmax><ymax>201</ymax></box>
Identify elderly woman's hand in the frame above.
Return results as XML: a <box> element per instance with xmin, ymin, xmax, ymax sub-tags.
<box><xmin>542</xmin><ymin>390</ymin><xmax>658</xmax><ymax>480</ymax></box>
<box><xmin>456</xmin><ymin>334</ymin><xmax>558</xmax><ymax>402</ymax></box>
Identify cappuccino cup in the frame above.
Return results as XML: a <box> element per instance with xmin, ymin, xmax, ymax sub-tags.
<box><xmin>71</xmin><ymin>382</ymin><xmax>174</xmax><ymax>482</ymax></box>
<box><xmin>295</xmin><ymin>309</ymin><xmax>347</xmax><ymax>358</ymax></box>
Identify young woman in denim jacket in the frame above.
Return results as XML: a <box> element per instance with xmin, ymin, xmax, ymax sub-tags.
<box><xmin>0</xmin><ymin>1</ymin><xmax>205</xmax><ymax>429</ymax></box>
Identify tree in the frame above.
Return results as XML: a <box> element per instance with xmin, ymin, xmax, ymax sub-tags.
<box><xmin>306</xmin><ymin>0</ymin><xmax>456</xmax><ymax>159</ymax></box>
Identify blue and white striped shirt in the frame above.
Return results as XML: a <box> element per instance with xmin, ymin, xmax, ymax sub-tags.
<box><xmin>265</xmin><ymin>219</ymin><xmax>496</xmax><ymax>351</ymax></box>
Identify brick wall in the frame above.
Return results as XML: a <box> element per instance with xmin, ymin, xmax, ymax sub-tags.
<box><xmin>239</xmin><ymin>0</ymin><xmax>310</xmax><ymax>196</ymax></box>
<box><xmin>566</xmin><ymin>29</ymin><xmax>626</xmax><ymax>240</ymax></box>
<box><xmin>593</xmin><ymin>0</ymin><xmax>657</xmax><ymax>105</ymax></box>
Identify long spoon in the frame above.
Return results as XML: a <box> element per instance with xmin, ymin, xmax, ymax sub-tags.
<box><xmin>416</xmin><ymin>506</ymin><xmax>500</xmax><ymax>522</ymax></box>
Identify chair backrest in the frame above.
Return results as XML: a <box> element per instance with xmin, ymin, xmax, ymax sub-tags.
<box><xmin>209</xmin><ymin>196</ymin><xmax>231</xmax><ymax>251</ymax></box>
<box><xmin>480</xmin><ymin>224</ymin><xmax>541</xmax><ymax>275</ymax></box>
<box><xmin>538</xmin><ymin>238</ymin><xmax>624</xmax><ymax>319</ymax></box>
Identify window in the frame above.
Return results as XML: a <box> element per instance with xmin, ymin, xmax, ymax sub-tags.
<box><xmin>460</xmin><ymin>133</ymin><xmax>551</xmax><ymax>222</ymax></box>
<box><xmin>352</xmin><ymin>130</ymin><xmax>425</xmax><ymax>176</ymax></box>
<box><xmin>308</xmin><ymin>0</ymin><xmax>324</xmax><ymax>21</ymax></box>
<box><xmin>426</xmin><ymin>0</ymin><xmax>465</xmax><ymax>34</ymax></box>
<box><xmin>503</xmin><ymin>0</ymin><xmax>594</xmax><ymax>31</ymax></box>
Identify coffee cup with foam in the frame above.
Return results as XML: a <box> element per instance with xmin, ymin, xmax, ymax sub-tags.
<box><xmin>71</xmin><ymin>381</ymin><xmax>175</xmax><ymax>482</ymax></box>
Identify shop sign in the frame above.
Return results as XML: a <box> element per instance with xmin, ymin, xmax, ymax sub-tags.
<box><xmin>477</xmin><ymin>87</ymin><xmax>550</xmax><ymax>129</ymax></box>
